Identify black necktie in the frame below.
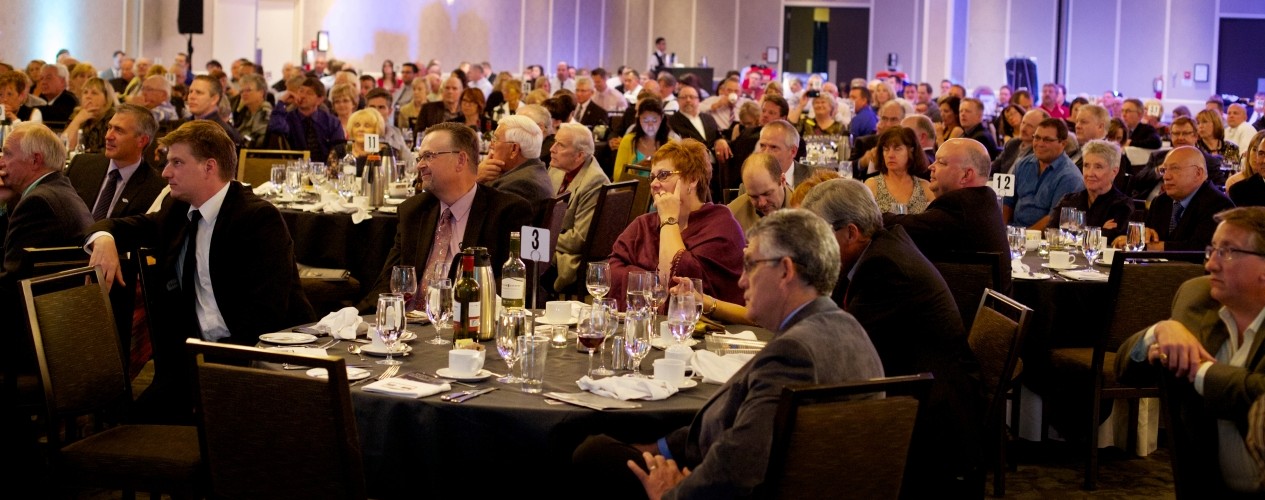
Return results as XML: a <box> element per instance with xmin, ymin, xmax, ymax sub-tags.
<box><xmin>182</xmin><ymin>210</ymin><xmax>202</xmax><ymax>295</ymax></box>
<box><xmin>303</xmin><ymin>116</ymin><xmax>321</xmax><ymax>158</ymax></box>
<box><xmin>91</xmin><ymin>169</ymin><xmax>122</xmax><ymax>221</ymax></box>
<box><xmin>1169</xmin><ymin>203</ymin><xmax>1185</xmax><ymax>234</ymax></box>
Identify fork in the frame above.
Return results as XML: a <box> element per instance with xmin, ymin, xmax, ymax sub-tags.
<box><xmin>377</xmin><ymin>365</ymin><xmax>401</xmax><ymax>381</ymax></box>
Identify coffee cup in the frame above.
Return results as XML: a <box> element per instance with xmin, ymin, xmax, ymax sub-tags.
<box><xmin>1101</xmin><ymin>247</ymin><xmax>1118</xmax><ymax>265</ymax></box>
<box><xmin>544</xmin><ymin>301</ymin><xmax>572</xmax><ymax>323</ymax></box>
<box><xmin>388</xmin><ymin>182</ymin><xmax>410</xmax><ymax>198</ymax></box>
<box><xmin>448</xmin><ymin>348</ymin><xmax>485</xmax><ymax>377</ymax></box>
<box><xmin>653</xmin><ymin>358</ymin><xmax>687</xmax><ymax>387</ymax></box>
<box><xmin>1025</xmin><ymin>230</ymin><xmax>1042</xmax><ymax>250</ymax></box>
<box><xmin>664</xmin><ymin>344</ymin><xmax>694</xmax><ymax>364</ymax></box>
<box><xmin>1048</xmin><ymin>250</ymin><xmax>1076</xmax><ymax>268</ymax></box>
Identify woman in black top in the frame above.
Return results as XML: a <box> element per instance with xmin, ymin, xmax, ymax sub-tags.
<box><xmin>1050</xmin><ymin>140</ymin><xmax>1133</xmax><ymax>241</ymax></box>
<box><xmin>1229</xmin><ymin>130</ymin><xmax>1265</xmax><ymax>207</ymax></box>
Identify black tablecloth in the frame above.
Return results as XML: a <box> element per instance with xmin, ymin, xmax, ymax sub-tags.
<box><xmin>280</xmin><ymin>208</ymin><xmax>398</xmax><ymax>300</ymax></box>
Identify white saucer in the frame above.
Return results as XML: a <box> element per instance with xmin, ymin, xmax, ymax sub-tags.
<box><xmin>435</xmin><ymin>368</ymin><xmax>495</xmax><ymax>382</ymax></box>
<box><xmin>306</xmin><ymin>367</ymin><xmax>371</xmax><ymax>381</ymax></box>
<box><xmin>675</xmin><ymin>379</ymin><xmax>698</xmax><ymax>389</ymax></box>
<box><xmin>1041</xmin><ymin>262</ymin><xmax>1078</xmax><ymax>271</ymax></box>
<box><xmin>384</xmin><ymin>197</ymin><xmax>405</xmax><ymax>205</ymax></box>
<box><xmin>259</xmin><ymin>332</ymin><xmax>318</xmax><ymax>345</ymax></box>
<box><xmin>536</xmin><ymin>316</ymin><xmax>578</xmax><ymax>325</ymax></box>
<box><xmin>1012</xmin><ymin>272</ymin><xmax>1052</xmax><ymax>280</ymax></box>
<box><xmin>361</xmin><ymin>343</ymin><xmax>413</xmax><ymax>356</ymax></box>
<box><xmin>651</xmin><ymin>337</ymin><xmax>699</xmax><ymax>350</ymax></box>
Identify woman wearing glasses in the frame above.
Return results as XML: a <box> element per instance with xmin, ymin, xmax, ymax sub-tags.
<box><xmin>609</xmin><ymin>139</ymin><xmax>745</xmax><ymax>310</ymax></box>
<box><xmin>1228</xmin><ymin>130</ymin><xmax>1265</xmax><ymax>206</ymax></box>
<box><xmin>613</xmin><ymin>97</ymin><xmax>678</xmax><ymax>181</ymax></box>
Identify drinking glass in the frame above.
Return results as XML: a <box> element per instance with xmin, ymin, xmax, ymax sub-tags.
<box><xmin>586</xmin><ymin>262</ymin><xmax>611</xmax><ymax>300</ymax></box>
<box><xmin>1127</xmin><ymin>222</ymin><xmax>1147</xmax><ymax>252</ymax></box>
<box><xmin>390</xmin><ymin>265</ymin><xmax>418</xmax><ymax>315</ymax></box>
<box><xmin>1007</xmin><ymin>226</ymin><xmax>1026</xmax><ymax>260</ymax></box>
<box><xmin>1082</xmin><ymin>226</ymin><xmax>1104</xmax><ymax>265</ymax></box>
<box><xmin>285</xmin><ymin>163</ymin><xmax>303</xmax><ymax>197</ymax></box>
<box><xmin>337</xmin><ymin>172</ymin><xmax>357</xmax><ymax>201</ymax></box>
<box><xmin>308</xmin><ymin>162</ymin><xmax>328</xmax><ymax>190</ymax></box>
<box><xmin>890</xmin><ymin>203</ymin><xmax>908</xmax><ymax>215</ymax></box>
<box><xmin>623</xmin><ymin>309</ymin><xmax>652</xmax><ymax>377</ymax></box>
<box><xmin>686</xmin><ymin>278</ymin><xmax>704</xmax><ymax>324</ymax></box>
<box><xmin>666</xmin><ymin>291</ymin><xmax>696</xmax><ymax>345</ymax></box>
<box><xmin>626</xmin><ymin>271</ymin><xmax>651</xmax><ymax>314</ymax></box>
<box><xmin>270</xmin><ymin>164</ymin><xmax>286</xmax><ymax>197</ymax></box>
<box><xmin>424</xmin><ymin>279</ymin><xmax>453</xmax><ymax>345</ymax></box>
<box><xmin>647</xmin><ymin>272</ymin><xmax>667</xmax><ymax>314</ymax></box>
<box><xmin>496</xmin><ymin>309</ymin><xmax>529</xmax><ymax>383</ymax></box>
<box><xmin>591</xmin><ymin>298</ymin><xmax>619</xmax><ymax>376</ymax></box>
<box><xmin>375</xmin><ymin>293</ymin><xmax>405</xmax><ymax>366</ymax></box>
<box><xmin>577</xmin><ymin>306</ymin><xmax>609</xmax><ymax>377</ymax></box>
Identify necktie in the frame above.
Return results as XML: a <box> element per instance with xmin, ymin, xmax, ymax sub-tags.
<box><xmin>303</xmin><ymin>116</ymin><xmax>321</xmax><ymax>158</ymax></box>
<box><xmin>424</xmin><ymin>208</ymin><xmax>455</xmax><ymax>286</ymax></box>
<box><xmin>182</xmin><ymin>210</ymin><xmax>202</xmax><ymax>294</ymax></box>
<box><xmin>575</xmin><ymin>102</ymin><xmax>585</xmax><ymax>122</ymax></box>
<box><xmin>91</xmin><ymin>169</ymin><xmax>122</xmax><ymax>221</ymax></box>
<box><xmin>1169</xmin><ymin>203</ymin><xmax>1185</xmax><ymax>234</ymax></box>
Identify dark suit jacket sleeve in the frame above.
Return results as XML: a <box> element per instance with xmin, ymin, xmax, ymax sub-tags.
<box><xmin>357</xmin><ymin>199</ymin><xmax>423</xmax><ymax>312</ymax></box>
<box><xmin>1167</xmin><ymin>187</ymin><xmax>1235</xmax><ymax>251</ymax></box>
<box><xmin>883</xmin><ymin>203</ymin><xmax>958</xmax><ymax>246</ymax></box>
<box><xmin>214</xmin><ymin>198</ymin><xmax>314</xmax><ymax>342</ymax></box>
<box><xmin>1131</xmin><ymin>125</ymin><xmax>1163</xmax><ymax>150</ymax></box>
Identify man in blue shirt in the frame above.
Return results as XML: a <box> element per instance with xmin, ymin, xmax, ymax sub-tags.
<box><xmin>267</xmin><ymin>76</ymin><xmax>345</xmax><ymax>164</ymax></box>
<box><xmin>848</xmin><ymin>86</ymin><xmax>877</xmax><ymax>140</ymax></box>
<box><xmin>1004</xmin><ymin>118</ymin><xmax>1084</xmax><ymax>228</ymax></box>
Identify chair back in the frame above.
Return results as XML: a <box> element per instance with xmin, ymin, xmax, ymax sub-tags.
<box><xmin>537</xmin><ymin>191</ymin><xmax>572</xmax><ymax>256</ymax></box>
<box><xmin>967</xmin><ymin>289</ymin><xmax>1031</xmax><ymax>424</ymax></box>
<box><xmin>236</xmin><ymin>149</ymin><xmax>310</xmax><ymax>187</ymax></box>
<box><xmin>579</xmin><ymin>181</ymin><xmax>639</xmax><ymax>263</ymax></box>
<box><xmin>762</xmin><ymin>373</ymin><xmax>935</xmax><ymax>500</ymax></box>
<box><xmin>929</xmin><ymin>252</ymin><xmax>1005</xmax><ymax>331</ymax></box>
<box><xmin>20</xmin><ymin>267</ymin><xmax>129</xmax><ymax>448</ymax></box>
<box><xmin>1102</xmin><ymin>252</ymin><xmax>1206</xmax><ymax>353</ymax></box>
<box><xmin>187</xmin><ymin>340</ymin><xmax>366</xmax><ymax>499</ymax></box>
<box><xmin>17</xmin><ymin>246</ymin><xmax>91</xmax><ymax>277</ymax></box>
<box><xmin>617</xmin><ymin>163</ymin><xmax>653</xmax><ymax>219</ymax></box>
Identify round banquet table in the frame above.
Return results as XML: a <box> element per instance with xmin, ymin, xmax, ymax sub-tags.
<box><xmin>279</xmin><ymin>208</ymin><xmax>399</xmax><ymax>298</ymax></box>
<box><xmin>266</xmin><ymin>316</ymin><xmax>767</xmax><ymax>498</ymax></box>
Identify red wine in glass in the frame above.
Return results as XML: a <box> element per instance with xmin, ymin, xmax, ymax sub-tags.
<box><xmin>578</xmin><ymin>333</ymin><xmax>606</xmax><ymax>349</ymax></box>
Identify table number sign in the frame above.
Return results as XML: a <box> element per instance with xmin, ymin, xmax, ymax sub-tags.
<box><xmin>520</xmin><ymin>225</ymin><xmax>551</xmax><ymax>263</ymax></box>
<box><xmin>364</xmin><ymin>133</ymin><xmax>380</xmax><ymax>153</ymax></box>
<box><xmin>990</xmin><ymin>173</ymin><xmax>1016</xmax><ymax>197</ymax></box>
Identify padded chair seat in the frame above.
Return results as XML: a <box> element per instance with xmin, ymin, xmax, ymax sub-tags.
<box><xmin>61</xmin><ymin>424</ymin><xmax>201</xmax><ymax>488</ymax></box>
<box><xmin>1048</xmin><ymin>347</ymin><xmax>1118</xmax><ymax>387</ymax></box>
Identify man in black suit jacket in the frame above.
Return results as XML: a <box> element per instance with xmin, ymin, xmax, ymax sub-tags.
<box><xmin>1124</xmin><ymin>117</ymin><xmax>1224</xmax><ymax>200</ymax></box>
<box><xmin>1122</xmin><ymin>97</ymin><xmax>1163</xmax><ymax>149</ymax></box>
<box><xmin>668</xmin><ymin>85</ymin><xmax>733</xmax><ymax>196</ymax></box>
<box><xmin>1122</xmin><ymin>146</ymin><xmax>1234</xmax><ymax>251</ymax></box>
<box><xmin>87</xmin><ymin>121</ymin><xmax>314</xmax><ymax>424</ymax></box>
<box><xmin>884</xmin><ymin>138</ymin><xmax>1012</xmax><ymax>291</ymax></box>
<box><xmin>960</xmin><ymin>97</ymin><xmax>1000</xmax><ymax>160</ymax></box>
<box><xmin>803</xmin><ymin>178</ymin><xmax>984</xmax><ymax>497</ymax></box>
<box><xmin>417</xmin><ymin>75</ymin><xmax>464</xmax><ymax>130</ymax></box>
<box><xmin>66</xmin><ymin>105</ymin><xmax>167</xmax><ymax>220</ymax></box>
<box><xmin>358</xmin><ymin>122</ymin><xmax>532</xmax><ymax>311</ymax></box>
<box><xmin>572</xmin><ymin>77</ymin><xmax>610</xmax><ymax>130</ymax></box>
<box><xmin>185</xmin><ymin>75</ymin><xmax>245</xmax><ymax>149</ymax></box>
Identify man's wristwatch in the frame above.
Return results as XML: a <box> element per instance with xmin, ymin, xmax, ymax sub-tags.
<box><xmin>659</xmin><ymin>217</ymin><xmax>678</xmax><ymax>229</ymax></box>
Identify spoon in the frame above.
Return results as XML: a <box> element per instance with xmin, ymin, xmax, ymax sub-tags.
<box><xmin>348</xmin><ymin>344</ymin><xmax>365</xmax><ymax>361</ymax></box>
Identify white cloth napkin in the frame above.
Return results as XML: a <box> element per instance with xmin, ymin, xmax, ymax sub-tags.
<box><xmin>692</xmin><ymin>350</ymin><xmax>754</xmax><ymax>385</ymax></box>
<box><xmin>362</xmin><ymin>378</ymin><xmax>450</xmax><ymax>398</ymax></box>
<box><xmin>252</xmin><ymin>182</ymin><xmax>275</xmax><ymax>196</ymax></box>
<box><xmin>265</xmin><ymin>346</ymin><xmax>328</xmax><ymax>357</ymax></box>
<box><xmin>316</xmin><ymin>307</ymin><xmax>362</xmax><ymax>340</ymax></box>
<box><xmin>714</xmin><ymin>330</ymin><xmax>757</xmax><ymax>340</ymax></box>
<box><xmin>319</xmin><ymin>200</ymin><xmax>371</xmax><ymax>224</ymax></box>
<box><xmin>576</xmin><ymin>375</ymin><xmax>678</xmax><ymax>400</ymax></box>
<box><xmin>1060</xmin><ymin>269</ymin><xmax>1109</xmax><ymax>282</ymax></box>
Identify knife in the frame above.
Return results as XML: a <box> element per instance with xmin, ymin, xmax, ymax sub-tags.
<box><xmin>452</xmin><ymin>387</ymin><xmax>498</xmax><ymax>403</ymax></box>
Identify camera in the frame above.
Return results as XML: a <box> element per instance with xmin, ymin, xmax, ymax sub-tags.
<box><xmin>806</xmin><ymin>90</ymin><xmax>820</xmax><ymax>98</ymax></box>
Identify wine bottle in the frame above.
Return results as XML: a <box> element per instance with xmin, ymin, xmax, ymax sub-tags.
<box><xmin>452</xmin><ymin>253</ymin><xmax>481</xmax><ymax>347</ymax></box>
<box><xmin>501</xmin><ymin>231</ymin><xmax>526</xmax><ymax>310</ymax></box>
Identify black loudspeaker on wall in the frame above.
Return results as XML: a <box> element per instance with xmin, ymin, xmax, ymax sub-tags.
<box><xmin>1006</xmin><ymin>57</ymin><xmax>1038</xmax><ymax>92</ymax></box>
<box><xmin>178</xmin><ymin>0</ymin><xmax>204</xmax><ymax>34</ymax></box>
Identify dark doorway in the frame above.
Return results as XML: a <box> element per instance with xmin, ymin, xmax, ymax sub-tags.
<box><xmin>1217</xmin><ymin>18</ymin><xmax>1265</xmax><ymax>98</ymax></box>
<box><xmin>783</xmin><ymin>7</ymin><xmax>869</xmax><ymax>84</ymax></box>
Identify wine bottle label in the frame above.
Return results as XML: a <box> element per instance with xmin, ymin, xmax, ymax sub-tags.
<box><xmin>468</xmin><ymin>301</ymin><xmax>480</xmax><ymax>328</ymax></box>
<box><xmin>501</xmin><ymin>278</ymin><xmax>525</xmax><ymax>300</ymax></box>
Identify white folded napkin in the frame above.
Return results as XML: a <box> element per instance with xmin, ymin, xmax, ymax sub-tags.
<box><xmin>319</xmin><ymin>201</ymin><xmax>372</xmax><ymax>224</ymax></box>
<box><xmin>362</xmin><ymin>378</ymin><xmax>450</xmax><ymax>398</ymax></box>
<box><xmin>265</xmin><ymin>346</ymin><xmax>328</xmax><ymax>357</ymax></box>
<box><xmin>1010</xmin><ymin>260</ymin><xmax>1030</xmax><ymax>274</ymax></box>
<box><xmin>252</xmin><ymin>182</ymin><xmax>275</xmax><ymax>196</ymax></box>
<box><xmin>1060</xmin><ymin>269</ymin><xmax>1109</xmax><ymax>282</ymax></box>
<box><xmin>316</xmin><ymin>307</ymin><xmax>362</xmax><ymax>340</ymax></box>
<box><xmin>714</xmin><ymin>330</ymin><xmax>757</xmax><ymax>340</ymax></box>
<box><xmin>692</xmin><ymin>350</ymin><xmax>754</xmax><ymax>385</ymax></box>
<box><xmin>576</xmin><ymin>375</ymin><xmax>678</xmax><ymax>400</ymax></box>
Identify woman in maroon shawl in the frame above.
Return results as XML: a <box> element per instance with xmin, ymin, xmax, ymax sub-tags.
<box><xmin>609</xmin><ymin>139</ymin><xmax>745</xmax><ymax>309</ymax></box>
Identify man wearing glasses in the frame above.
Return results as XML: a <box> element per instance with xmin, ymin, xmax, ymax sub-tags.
<box><xmin>1117</xmin><ymin>207</ymin><xmax>1265</xmax><ymax>495</ymax></box>
<box><xmin>1129</xmin><ymin>117</ymin><xmax>1225</xmax><ymax>201</ymax></box>
<box><xmin>1003</xmin><ymin>118</ymin><xmax>1084</xmax><ymax>229</ymax></box>
<box><xmin>1116</xmin><ymin>146</ymin><xmax>1234</xmax><ymax>251</ymax></box>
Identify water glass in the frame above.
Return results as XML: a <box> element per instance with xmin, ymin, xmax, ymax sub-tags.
<box><xmin>496</xmin><ymin>309</ymin><xmax>530</xmax><ymax>383</ymax></box>
<box><xmin>375</xmin><ymin>293</ymin><xmax>405</xmax><ymax>366</ymax></box>
<box><xmin>1082</xmin><ymin>226</ymin><xmax>1104</xmax><ymax>264</ymax></box>
<box><xmin>424</xmin><ymin>279</ymin><xmax>453</xmax><ymax>345</ymax></box>
<box><xmin>517</xmin><ymin>334</ymin><xmax>550</xmax><ymax>393</ymax></box>
<box><xmin>285</xmin><ymin>163</ymin><xmax>303</xmax><ymax>197</ymax></box>
<box><xmin>626</xmin><ymin>271</ymin><xmax>652</xmax><ymax>314</ymax></box>
<box><xmin>592</xmin><ymin>298</ymin><xmax>619</xmax><ymax>376</ymax></box>
<box><xmin>270</xmin><ymin>164</ymin><xmax>286</xmax><ymax>196</ymax></box>
<box><xmin>308</xmin><ymin>162</ymin><xmax>328</xmax><ymax>190</ymax></box>
<box><xmin>890</xmin><ymin>203</ymin><xmax>908</xmax><ymax>215</ymax></box>
<box><xmin>1007</xmin><ymin>226</ymin><xmax>1027</xmax><ymax>260</ymax></box>
<box><xmin>586</xmin><ymin>262</ymin><xmax>611</xmax><ymax>300</ymax></box>
<box><xmin>623</xmin><ymin>309</ymin><xmax>652</xmax><ymax>377</ymax></box>
<box><xmin>337</xmin><ymin>172</ymin><xmax>357</xmax><ymax>201</ymax></box>
<box><xmin>666</xmin><ymin>291</ymin><xmax>696</xmax><ymax>345</ymax></box>
<box><xmin>1127</xmin><ymin>222</ymin><xmax>1147</xmax><ymax>252</ymax></box>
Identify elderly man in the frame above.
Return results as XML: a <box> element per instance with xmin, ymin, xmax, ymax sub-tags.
<box><xmin>37</xmin><ymin>63</ymin><xmax>78</xmax><ymax>123</ymax></box>
<box><xmin>668</xmin><ymin>85</ymin><xmax>732</xmax><ymax>163</ymax></box>
<box><xmin>233</xmin><ymin>74</ymin><xmax>273</xmax><ymax>149</ymax></box>
<box><xmin>1004</xmin><ymin>118</ymin><xmax>1084</xmax><ymax>229</ymax></box>
<box><xmin>136</xmin><ymin>75</ymin><xmax>180</xmax><ymax>122</ymax></box>
<box><xmin>268</xmin><ymin>76</ymin><xmax>344</xmax><ymax>165</ymax></box>
<box><xmin>1117</xmin><ymin>207</ymin><xmax>1265</xmax><ymax>495</ymax></box>
<box><xmin>185</xmin><ymin>75</ymin><xmax>244</xmax><ymax>148</ymax></box>
<box><xmin>701</xmin><ymin>77</ymin><xmax>750</xmax><ymax>131</ymax></box>
<box><xmin>850</xmin><ymin>101</ymin><xmax>905</xmax><ymax>180</ymax></box>
<box><xmin>418</xmin><ymin>75</ymin><xmax>463</xmax><ymax>130</ymax></box>
<box><xmin>992</xmin><ymin>108</ymin><xmax>1052</xmax><ymax>175</ymax></box>
<box><xmin>476</xmin><ymin>115</ymin><xmax>552</xmax><ymax>218</ymax></box>
<box><xmin>757</xmin><ymin>120</ymin><xmax>816</xmax><ymax>190</ymax></box>
<box><xmin>727</xmin><ymin>152</ymin><xmax>790</xmax><ymax>234</ymax></box>
<box><xmin>1114</xmin><ymin>146</ymin><xmax>1234</xmax><ymax>251</ymax></box>
<box><xmin>959</xmin><ymin>97</ymin><xmax>1000</xmax><ymax>160</ymax></box>
<box><xmin>86</xmin><ymin>121</ymin><xmax>313</xmax><ymax>423</ymax></box>
<box><xmin>574</xmin><ymin>209</ymin><xmax>884</xmax><ymax>499</ymax></box>
<box><xmin>1128</xmin><ymin>117</ymin><xmax>1223</xmax><ymax>201</ymax></box>
<box><xmin>66</xmin><ymin>104</ymin><xmax>167</xmax><ymax>221</ymax></box>
<box><xmin>803</xmin><ymin>178</ymin><xmax>983</xmax><ymax>497</ymax></box>
<box><xmin>902</xmin><ymin>114</ymin><xmax>939</xmax><ymax>165</ymax></box>
<box><xmin>571</xmin><ymin>77</ymin><xmax>610</xmax><ymax>130</ymax></box>
<box><xmin>589</xmin><ymin>68</ymin><xmax>627</xmax><ymax>112</ymax></box>
<box><xmin>1226</xmin><ymin>103</ymin><xmax>1256</xmax><ymax>153</ymax></box>
<box><xmin>122</xmin><ymin>57</ymin><xmax>152</xmax><ymax>98</ymax></box>
<box><xmin>1122</xmin><ymin>98</ymin><xmax>1163</xmax><ymax>149</ymax></box>
<box><xmin>359</xmin><ymin>122</ymin><xmax>531</xmax><ymax>309</ymax></box>
<box><xmin>848</xmin><ymin>86</ymin><xmax>877</xmax><ymax>139</ymax></box>
<box><xmin>548</xmin><ymin>123</ymin><xmax>611</xmax><ymax>291</ymax></box>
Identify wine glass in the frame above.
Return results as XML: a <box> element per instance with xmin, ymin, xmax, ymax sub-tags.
<box><xmin>623</xmin><ymin>309</ymin><xmax>652</xmax><ymax>377</ymax></box>
<box><xmin>308</xmin><ymin>162</ymin><xmax>328</xmax><ymax>191</ymax></box>
<box><xmin>375</xmin><ymin>293</ymin><xmax>405</xmax><ymax>366</ymax></box>
<box><xmin>626</xmin><ymin>271</ymin><xmax>651</xmax><ymax>314</ymax></box>
<box><xmin>337</xmin><ymin>172</ymin><xmax>357</xmax><ymax>201</ymax></box>
<box><xmin>1007</xmin><ymin>226</ymin><xmax>1026</xmax><ymax>260</ymax></box>
<box><xmin>685</xmin><ymin>278</ymin><xmax>704</xmax><ymax>324</ymax></box>
<box><xmin>1082</xmin><ymin>227</ymin><xmax>1104</xmax><ymax>266</ymax></box>
<box><xmin>666</xmin><ymin>291</ymin><xmax>696</xmax><ymax>345</ymax></box>
<box><xmin>591</xmin><ymin>297</ymin><xmax>619</xmax><ymax>376</ymax></box>
<box><xmin>1127</xmin><ymin>222</ymin><xmax>1147</xmax><ymax>252</ymax></box>
<box><xmin>647</xmin><ymin>272</ymin><xmax>667</xmax><ymax>314</ymax></box>
<box><xmin>270</xmin><ymin>164</ymin><xmax>286</xmax><ymax>197</ymax></box>
<box><xmin>390</xmin><ymin>265</ymin><xmax>418</xmax><ymax>325</ymax></box>
<box><xmin>577</xmin><ymin>305</ymin><xmax>609</xmax><ymax>377</ymax></box>
<box><xmin>424</xmin><ymin>278</ymin><xmax>453</xmax><ymax>345</ymax></box>
<box><xmin>285</xmin><ymin>163</ymin><xmax>303</xmax><ymax>197</ymax></box>
<box><xmin>495</xmin><ymin>309</ymin><xmax>528</xmax><ymax>383</ymax></box>
<box><xmin>586</xmin><ymin>262</ymin><xmax>611</xmax><ymax>300</ymax></box>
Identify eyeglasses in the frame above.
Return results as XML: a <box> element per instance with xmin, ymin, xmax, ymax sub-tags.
<box><xmin>1170</xmin><ymin>130</ymin><xmax>1196</xmax><ymax>138</ymax></box>
<box><xmin>742</xmin><ymin>257</ymin><xmax>786</xmax><ymax>274</ymax></box>
<box><xmin>650</xmin><ymin>170</ymin><xmax>680</xmax><ymax>181</ymax></box>
<box><xmin>417</xmin><ymin>150</ymin><xmax>461</xmax><ymax>163</ymax></box>
<box><xmin>1205</xmin><ymin>245</ymin><xmax>1265</xmax><ymax>261</ymax></box>
<box><xmin>1156</xmin><ymin>164</ymin><xmax>1197</xmax><ymax>176</ymax></box>
<box><xmin>1032</xmin><ymin>134</ymin><xmax>1060</xmax><ymax>144</ymax></box>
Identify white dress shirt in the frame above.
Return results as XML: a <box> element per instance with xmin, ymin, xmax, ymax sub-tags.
<box><xmin>181</xmin><ymin>183</ymin><xmax>232</xmax><ymax>342</ymax></box>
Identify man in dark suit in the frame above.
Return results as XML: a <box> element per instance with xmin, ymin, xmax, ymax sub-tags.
<box><xmin>36</xmin><ymin>63</ymin><xmax>78</xmax><ymax>124</ymax></box>
<box><xmin>87</xmin><ymin>121</ymin><xmax>314</xmax><ymax>424</ymax></box>
<box><xmin>1126</xmin><ymin>117</ymin><xmax>1224</xmax><ymax>200</ymax></box>
<box><xmin>885</xmin><ymin>138</ymin><xmax>1012</xmax><ymax>291</ymax></box>
<box><xmin>902</xmin><ymin>114</ymin><xmax>938</xmax><ymax>167</ymax></box>
<box><xmin>358</xmin><ymin>122</ymin><xmax>532</xmax><ymax>311</ymax></box>
<box><xmin>574</xmin><ymin>209</ymin><xmax>884</xmax><ymax>498</ymax></box>
<box><xmin>185</xmin><ymin>75</ymin><xmax>245</xmax><ymax>149</ymax></box>
<box><xmin>758</xmin><ymin>120</ymin><xmax>818</xmax><ymax>190</ymax></box>
<box><xmin>572</xmin><ymin>77</ymin><xmax>610</xmax><ymax>130</ymax></box>
<box><xmin>1122</xmin><ymin>97</ymin><xmax>1163</xmax><ymax>149</ymax></box>
<box><xmin>417</xmin><ymin>75</ymin><xmax>464</xmax><ymax>130</ymax></box>
<box><xmin>960</xmin><ymin>97</ymin><xmax>1000</xmax><ymax>160</ymax></box>
<box><xmin>804</xmin><ymin>178</ymin><xmax>984</xmax><ymax>497</ymax></box>
<box><xmin>1116</xmin><ymin>207</ymin><xmax>1265</xmax><ymax>495</ymax></box>
<box><xmin>475</xmin><ymin>116</ymin><xmax>553</xmax><ymax>221</ymax></box>
<box><xmin>66</xmin><ymin>104</ymin><xmax>167</xmax><ymax>220</ymax></box>
<box><xmin>669</xmin><ymin>85</ymin><xmax>733</xmax><ymax>196</ymax></box>
<box><xmin>1123</xmin><ymin>146</ymin><xmax>1234</xmax><ymax>251</ymax></box>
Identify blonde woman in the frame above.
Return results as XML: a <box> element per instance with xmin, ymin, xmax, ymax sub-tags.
<box><xmin>1196</xmin><ymin>108</ymin><xmax>1241</xmax><ymax>169</ymax></box>
<box><xmin>1228</xmin><ymin>130</ymin><xmax>1265</xmax><ymax>206</ymax></box>
<box><xmin>64</xmin><ymin>77</ymin><xmax>118</xmax><ymax>153</ymax></box>
<box><xmin>330</xmin><ymin>83</ymin><xmax>358</xmax><ymax>140</ymax></box>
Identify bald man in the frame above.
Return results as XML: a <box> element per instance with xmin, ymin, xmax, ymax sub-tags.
<box><xmin>1114</xmin><ymin>146</ymin><xmax>1234</xmax><ymax>251</ymax></box>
